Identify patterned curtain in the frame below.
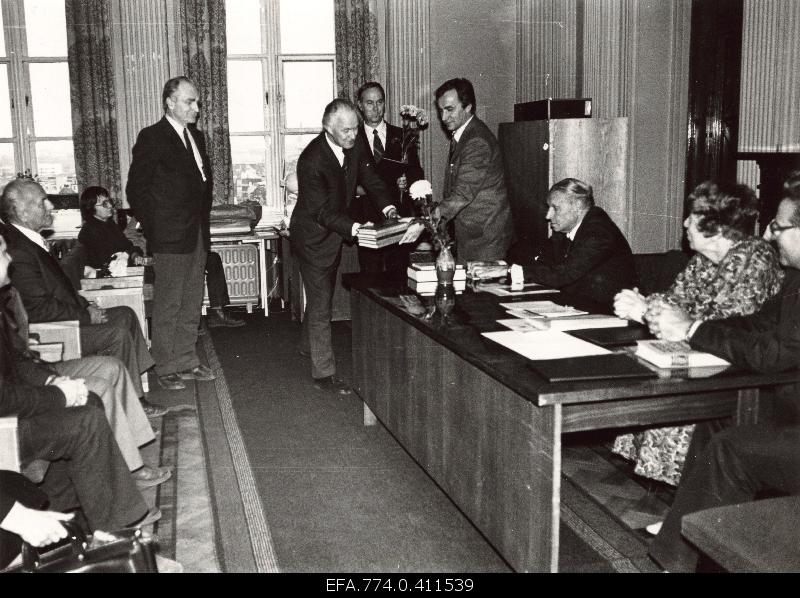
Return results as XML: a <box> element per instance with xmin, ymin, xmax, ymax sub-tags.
<box><xmin>180</xmin><ymin>0</ymin><xmax>233</xmax><ymax>205</ymax></box>
<box><xmin>335</xmin><ymin>0</ymin><xmax>380</xmax><ymax>100</ymax></box>
<box><xmin>65</xmin><ymin>0</ymin><xmax>121</xmax><ymax>198</ymax></box>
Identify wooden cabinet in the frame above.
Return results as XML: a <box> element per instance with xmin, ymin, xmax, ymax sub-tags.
<box><xmin>498</xmin><ymin>118</ymin><xmax>629</xmax><ymax>256</ymax></box>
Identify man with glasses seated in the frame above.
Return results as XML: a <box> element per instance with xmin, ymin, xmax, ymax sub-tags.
<box><xmin>645</xmin><ymin>188</ymin><xmax>800</xmax><ymax>571</ymax></box>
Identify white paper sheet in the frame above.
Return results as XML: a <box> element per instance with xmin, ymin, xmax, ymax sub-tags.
<box><xmin>481</xmin><ymin>330</ymin><xmax>611</xmax><ymax>360</ymax></box>
<box><xmin>479</xmin><ymin>282</ymin><xmax>560</xmax><ymax>297</ymax></box>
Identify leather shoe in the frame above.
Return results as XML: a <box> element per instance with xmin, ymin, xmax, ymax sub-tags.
<box><xmin>157</xmin><ymin>373</ymin><xmax>186</xmax><ymax>391</ymax></box>
<box><xmin>140</xmin><ymin>397</ymin><xmax>168</xmax><ymax>418</ymax></box>
<box><xmin>207</xmin><ymin>309</ymin><xmax>245</xmax><ymax>328</ymax></box>
<box><xmin>128</xmin><ymin>506</ymin><xmax>162</xmax><ymax>528</ymax></box>
<box><xmin>313</xmin><ymin>375</ymin><xmax>352</xmax><ymax>395</ymax></box>
<box><xmin>179</xmin><ymin>365</ymin><xmax>216</xmax><ymax>381</ymax></box>
<box><xmin>132</xmin><ymin>465</ymin><xmax>172</xmax><ymax>488</ymax></box>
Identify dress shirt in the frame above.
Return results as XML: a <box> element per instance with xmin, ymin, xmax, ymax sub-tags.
<box><xmin>452</xmin><ymin>115</ymin><xmax>475</xmax><ymax>143</ymax></box>
<box><xmin>566</xmin><ymin>211</ymin><xmax>588</xmax><ymax>241</ymax></box>
<box><xmin>165</xmin><ymin>114</ymin><xmax>206</xmax><ymax>182</ymax></box>
<box><xmin>364</xmin><ymin>121</ymin><xmax>387</xmax><ymax>155</ymax></box>
<box><xmin>11</xmin><ymin>224</ymin><xmax>48</xmax><ymax>252</ymax></box>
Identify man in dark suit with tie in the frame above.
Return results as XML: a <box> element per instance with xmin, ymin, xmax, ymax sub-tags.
<box><xmin>290</xmin><ymin>99</ymin><xmax>395</xmax><ymax>395</ymax></box>
<box><xmin>520</xmin><ymin>178</ymin><xmax>637</xmax><ymax>308</ymax></box>
<box><xmin>127</xmin><ymin>76</ymin><xmax>216</xmax><ymax>391</ymax></box>
<box><xmin>354</xmin><ymin>81</ymin><xmax>423</xmax><ymax>274</ymax></box>
<box><xmin>435</xmin><ymin>78</ymin><xmax>512</xmax><ymax>262</ymax></box>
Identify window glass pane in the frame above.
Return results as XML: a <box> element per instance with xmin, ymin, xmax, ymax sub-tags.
<box><xmin>231</xmin><ymin>135</ymin><xmax>269</xmax><ymax>203</ymax></box>
<box><xmin>280</xmin><ymin>0</ymin><xmax>334</xmax><ymax>54</ymax></box>
<box><xmin>283</xmin><ymin>134</ymin><xmax>315</xmax><ymax>173</ymax></box>
<box><xmin>0</xmin><ymin>9</ymin><xmax>6</xmax><ymax>57</ymax></box>
<box><xmin>24</xmin><ymin>0</ymin><xmax>68</xmax><ymax>57</ymax></box>
<box><xmin>35</xmin><ymin>140</ymin><xmax>76</xmax><ymax>194</ymax></box>
<box><xmin>0</xmin><ymin>66</ymin><xmax>12</xmax><ymax>137</ymax></box>
<box><xmin>225</xmin><ymin>0</ymin><xmax>262</xmax><ymax>55</ymax></box>
<box><xmin>283</xmin><ymin>61</ymin><xmax>333</xmax><ymax>129</ymax></box>
<box><xmin>227</xmin><ymin>60</ymin><xmax>266</xmax><ymax>133</ymax></box>
<box><xmin>0</xmin><ymin>143</ymin><xmax>16</xmax><ymax>189</ymax></box>
<box><xmin>29</xmin><ymin>63</ymin><xmax>72</xmax><ymax>137</ymax></box>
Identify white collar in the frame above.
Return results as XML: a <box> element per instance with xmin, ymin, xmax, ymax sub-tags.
<box><xmin>453</xmin><ymin>115</ymin><xmax>474</xmax><ymax>143</ymax></box>
<box><xmin>364</xmin><ymin>121</ymin><xmax>387</xmax><ymax>137</ymax></box>
<box><xmin>566</xmin><ymin>211</ymin><xmax>588</xmax><ymax>241</ymax></box>
<box><xmin>165</xmin><ymin>114</ymin><xmax>190</xmax><ymax>143</ymax></box>
<box><xmin>12</xmin><ymin>223</ymin><xmax>48</xmax><ymax>251</ymax></box>
<box><xmin>325</xmin><ymin>133</ymin><xmax>346</xmax><ymax>167</ymax></box>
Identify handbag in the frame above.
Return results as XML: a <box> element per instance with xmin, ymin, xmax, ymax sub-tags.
<box><xmin>9</xmin><ymin>520</ymin><xmax>158</xmax><ymax>573</ymax></box>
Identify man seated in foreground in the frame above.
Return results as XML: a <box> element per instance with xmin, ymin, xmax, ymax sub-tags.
<box><xmin>0</xmin><ymin>179</ymin><xmax>161</xmax><ymax>416</ymax></box>
<box><xmin>645</xmin><ymin>193</ymin><xmax>800</xmax><ymax>571</ymax></box>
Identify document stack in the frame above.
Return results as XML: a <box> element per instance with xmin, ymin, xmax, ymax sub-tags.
<box><xmin>635</xmin><ymin>340</ymin><xmax>730</xmax><ymax>369</ymax></box>
<box><xmin>407</xmin><ymin>263</ymin><xmax>466</xmax><ymax>295</ymax></box>
<box><xmin>356</xmin><ymin>219</ymin><xmax>411</xmax><ymax>248</ymax></box>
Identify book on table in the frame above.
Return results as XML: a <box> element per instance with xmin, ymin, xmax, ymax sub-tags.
<box><xmin>635</xmin><ymin>340</ymin><xmax>731</xmax><ymax>369</ymax></box>
<box><xmin>529</xmin><ymin>353</ymin><xmax>659</xmax><ymax>383</ymax></box>
<box><xmin>357</xmin><ymin>218</ymin><xmax>412</xmax><ymax>248</ymax></box>
<box><xmin>407</xmin><ymin>264</ymin><xmax>466</xmax><ymax>283</ymax></box>
<box><xmin>407</xmin><ymin>278</ymin><xmax>466</xmax><ymax>296</ymax></box>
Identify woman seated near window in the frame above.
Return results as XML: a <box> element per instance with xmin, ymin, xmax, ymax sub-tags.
<box><xmin>78</xmin><ymin>186</ymin><xmax>143</xmax><ymax>269</ymax></box>
<box><xmin>612</xmin><ymin>180</ymin><xmax>783</xmax><ymax>487</ymax></box>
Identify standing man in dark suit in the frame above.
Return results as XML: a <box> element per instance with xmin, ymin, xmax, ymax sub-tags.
<box><xmin>354</xmin><ymin>81</ymin><xmax>423</xmax><ymax>274</ymax></box>
<box><xmin>127</xmin><ymin>76</ymin><xmax>216</xmax><ymax>391</ymax></box>
<box><xmin>435</xmin><ymin>78</ymin><xmax>512</xmax><ymax>262</ymax></box>
<box><xmin>290</xmin><ymin>99</ymin><xmax>395</xmax><ymax>395</ymax></box>
<box><xmin>521</xmin><ymin>178</ymin><xmax>636</xmax><ymax>308</ymax></box>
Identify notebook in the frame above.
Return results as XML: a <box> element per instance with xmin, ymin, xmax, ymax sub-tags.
<box><xmin>567</xmin><ymin>324</ymin><xmax>654</xmax><ymax>347</ymax></box>
<box><xmin>529</xmin><ymin>353</ymin><xmax>659</xmax><ymax>383</ymax></box>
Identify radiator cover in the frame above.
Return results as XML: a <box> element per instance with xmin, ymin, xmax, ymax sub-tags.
<box><xmin>204</xmin><ymin>243</ymin><xmax>260</xmax><ymax>310</ymax></box>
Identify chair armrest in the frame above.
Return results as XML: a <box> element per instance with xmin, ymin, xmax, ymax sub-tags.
<box><xmin>28</xmin><ymin>321</ymin><xmax>81</xmax><ymax>360</ymax></box>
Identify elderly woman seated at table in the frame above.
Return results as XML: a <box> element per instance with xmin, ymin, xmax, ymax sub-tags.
<box><xmin>612</xmin><ymin>181</ymin><xmax>783</xmax><ymax>487</ymax></box>
<box><xmin>78</xmin><ymin>186</ymin><xmax>143</xmax><ymax>270</ymax></box>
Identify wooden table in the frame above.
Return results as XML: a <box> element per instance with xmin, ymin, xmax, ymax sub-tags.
<box><xmin>347</xmin><ymin>275</ymin><xmax>800</xmax><ymax>572</ymax></box>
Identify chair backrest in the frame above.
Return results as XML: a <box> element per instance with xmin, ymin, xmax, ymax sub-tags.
<box><xmin>633</xmin><ymin>250</ymin><xmax>690</xmax><ymax>296</ymax></box>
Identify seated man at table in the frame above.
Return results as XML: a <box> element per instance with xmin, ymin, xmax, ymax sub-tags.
<box><xmin>509</xmin><ymin>178</ymin><xmax>636</xmax><ymax>307</ymax></box>
<box><xmin>0</xmin><ymin>179</ymin><xmax>157</xmax><ymax>412</ymax></box>
<box><xmin>645</xmin><ymin>192</ymin><xmax>800</xmax><ymax>571</ymax></box>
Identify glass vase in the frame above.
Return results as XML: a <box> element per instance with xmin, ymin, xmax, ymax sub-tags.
<box><xmin>436</xmin><ymin>244</ymin><xmax>456</xmax><ymax>285</ymax></box>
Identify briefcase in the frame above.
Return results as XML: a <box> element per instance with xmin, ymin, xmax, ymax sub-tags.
<box><xmin>9</xmin><ymin>522</ymin><xmax>158</xmax><ymax>573</ymax></box>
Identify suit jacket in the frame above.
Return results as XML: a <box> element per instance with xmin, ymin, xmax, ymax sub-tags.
<box><xmin>691</xmin><ymin>268</ymin><xmax>800</xmax><ymax>423</ymax></box>
<box><xmin>289</xmin><ymin>133</ymin><xmax>393</xmax><ymax>269</ymax></box>
<box><xmin>352</xmin><ymin>122</ymin><xmax>423</xmax><ymax>221</ymax></box>
<box><xmin>523</xmin><ymin>205</ymin><xmax>637</xmax><ymax>307</ymax></box>
<box><xmin>441</xmin><ymin>116</ymin><xmax>513</xmax><ymax>262</ymax></box>
<box><xmin>1</xmin><ymin>223</ymin><xmax>91</xmax><ymax>325</ymax></box>
<box><xmin>126</xmin><ymin>117</ymin><xmax>213</xmax><ymax>254</ymax></box>
<box><xmin>78</xmin><ymin>217</ymin><xmax>143</xmax><ymax>269</ymax></box>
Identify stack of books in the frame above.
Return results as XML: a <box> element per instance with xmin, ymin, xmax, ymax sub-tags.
<box><xmin>356</xmin><ymin>219</ymin><xmax>411</xmax><ymax>248</ymax></box>
<box><xmin>635</xmin><ymin>340</ymin><xmax>730</xmax><ymax>369</ymax></box>
<box><xmin>407</xmin><ymin>263</ymin><xmax>466</xmax><ymax>295</ymax></box>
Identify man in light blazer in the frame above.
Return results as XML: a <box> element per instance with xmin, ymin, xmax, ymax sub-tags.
<box><xmin>290</xmin><ymin>99</ymin><xmax>395</xmax><ymax>395</ymax></box>
<box><xmin>435</xmin><ymin>78</ymin><xmax>512</xmax><ymax>262</ymax></box>
<box><xmin>127</xmin><ymin>76</ymin><xmax>216</xmax><ymax>391</ymax></box>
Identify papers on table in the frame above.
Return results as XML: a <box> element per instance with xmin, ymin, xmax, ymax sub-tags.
<box><xmin>497</xmin><ymin>314</ymin><xmax>628</xmax><ymax>332</ymax></box>
<box><xmin>501</xmin><ymin>300</ymin><xmax>588</xmax><ymax>319</ymax></box>
<box><xmin>479</xmin><ymin>282</ymin><xmax>559</xmax><ymax>297</ymax></box>
<box><xmin>482</xmin><ymin>330</ymin><xmax>611</xmax><ymax>360</ymax></box>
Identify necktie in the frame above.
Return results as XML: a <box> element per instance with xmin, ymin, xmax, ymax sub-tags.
<box><xmin>372</xmin><ymin>129</ymin><xmax>385</xmax><ymax>162</ymax></box>
<box><xmin>342</xmin><ymin>149</ymin><xmax>351</xmax><ymax>177</ymax></box>
<box><xmin>448</xmin><ymin>137</ymin><xmax>457</xmax><ymax>164</ymax></box>
<box><xmin>183</xmin><ymin>128</ymin><xmax>194</xmax><ymax>160</ymax></box>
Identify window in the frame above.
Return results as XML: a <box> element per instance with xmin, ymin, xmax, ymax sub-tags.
<box><xmin>0</xmin><ymin>0</ymin><xmax>76</xmax><ymax>193</ymax></box>
<box><xmin>226</xmin><ymin>0</ymin><xmax>335</xmax><ymax>208</ymax></box>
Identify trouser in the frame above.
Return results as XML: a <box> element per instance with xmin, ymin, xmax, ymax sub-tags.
<box><xmin>152</xmin><ymin>232</ymin><xmax>206</xmax><ymax>376</ymax></box>
<box><xmin>79</xmin><ymin>305</ymin><xmax>154</xmax><ymax>396</ymax></box>
<box><xmin>54</xmin><ymin>355</ymin><xmax>154</xmax><ymax>471</ymax></box>
<box><xmin>18</xmin><ymin>405</ymin><xmax>147</xmax><ymax>531</ymax></box>
<box><xmin>205</xmin><ymin>251</ymin><xmax>230</xmax><ymax>309</ymax></box>
<box><xmin>649</xmin><ymin>423</ymin><xmax>800</xmax><ymax>572</ymax></box>
<box><xmin>298</xmin><ymin>253</ymin><xmax>340</xmax><ymax>380</ymax></box>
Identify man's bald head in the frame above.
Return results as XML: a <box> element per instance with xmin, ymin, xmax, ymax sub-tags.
<box><xmin>0</xmin><ymin>178</ymin><xmax>54</xmax><ymax>231</ymax></box>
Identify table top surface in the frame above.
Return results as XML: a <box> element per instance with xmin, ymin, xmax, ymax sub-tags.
<box><xmin>346</xmin><ymin>273</ymin><xmax>800</xmax><ymax>407</ymax></box>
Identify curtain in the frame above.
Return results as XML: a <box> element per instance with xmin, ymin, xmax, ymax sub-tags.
<box><xmin>65</xmin><ymin>0</ymin><xmax>122</xmax><ymax>199</ymax></box>
<box><xmin>180</xmin><ymin>0</ymin><xmax>233</xmax><ymax>205</ymax></box>
<box><xmin>335</xmin><ymin>0</ymin><xmax>380</xmax><ymax>100</ymax></box>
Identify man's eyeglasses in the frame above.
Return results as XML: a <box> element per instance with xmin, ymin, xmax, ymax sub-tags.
<box><xmin>98</xmin><ymin>199</ymin><xmax>115</xmax><ymax>208</ymax></box>
<box><xmin>768</xmin><ymin>219</ymin><xmax>798</xmax><ymax>236</ymax></box>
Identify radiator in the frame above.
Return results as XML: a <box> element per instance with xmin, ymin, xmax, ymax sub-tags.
<box><xmin>204</xmin><ymin>243</ymin><xmax>260</xmax><ymax>312</ymax></box>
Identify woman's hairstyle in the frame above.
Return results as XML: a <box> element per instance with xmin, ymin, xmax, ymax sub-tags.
<box><xmin>79</xmin><ymin>186</ymin><xmax>111</xmax><ymax>220</ymax></box>
<box><xmin>687</xmin><ymin>180</ymin><xmax>759</xmax><ymax>239</ymax></box>
<box><xmin>549</xmin><ymin>178</ymin><xmax>594</xmax><ymax>209</ymax></box>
